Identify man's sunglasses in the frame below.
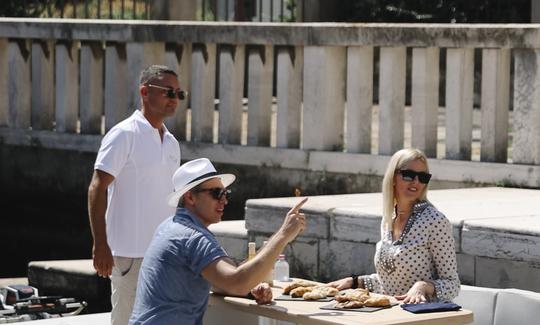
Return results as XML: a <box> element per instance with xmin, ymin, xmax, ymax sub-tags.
<box><xmin>147</xmin><ymin>84</ymin><xmax>188</xmax><ymax>100</ymax></box>
<box><xmin>397</xmin><ymin>169</ymin><xmax>432</xmax><ymax>184</ymax></box>
<box><xmin>194</xmin><ymin>187</ymin><xmax>231</xmax><ymax>200</ymax></box>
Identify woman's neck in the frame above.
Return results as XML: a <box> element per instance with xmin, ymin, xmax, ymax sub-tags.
<box><xmin>395</xmin><ymin>201</ymin><xmax>415</xmax><ymax>219</ymax></box>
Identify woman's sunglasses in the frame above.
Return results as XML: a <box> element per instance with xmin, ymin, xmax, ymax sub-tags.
<box><xmin>194</xmin><ymin>187</ymin><xmax>231</xmax><ymax>200</ymax></box>
<box><xmin>397</xmin><ymin>169</ymin><xmax>432</xmax><ymax>184</ymax></box>
<box><xmin>147</xmin><ymin>84</ymin><xmax>188</xmax><ymax>100</ymax></box>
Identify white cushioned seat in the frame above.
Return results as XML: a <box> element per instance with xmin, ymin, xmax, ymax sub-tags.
<box><xmin>454</xmin><ymin>285</ymin><xmax>499</xmax><ymax>325</ymax></box>
<box><xmin>493</xmin><ymin>288</ymin><xmax>540</xmax><ymax>325</ymax></box>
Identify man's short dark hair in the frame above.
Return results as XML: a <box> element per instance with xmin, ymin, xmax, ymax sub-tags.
<box><xmin>139</xmin><ymin>65</ymin><xmax>178</xmax><ymax>85</ymax></box>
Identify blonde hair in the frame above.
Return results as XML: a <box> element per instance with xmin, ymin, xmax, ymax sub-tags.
<box><xmin>381</xmin><ymin>148</ymin><xmax>430</xmax><ymax>232</ymax></box>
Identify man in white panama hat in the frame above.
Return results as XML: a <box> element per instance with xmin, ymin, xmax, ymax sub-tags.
<box><xmin>129</xmin><ymin>158</ymin><xmax>308</xmax><ymax>325</ymax></box>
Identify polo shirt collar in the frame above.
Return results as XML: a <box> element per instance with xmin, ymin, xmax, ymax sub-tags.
<box><xmin>175</xmin><ymin>208</ymin><xmax>210</xmax><ymax>231</ymax></box>
<box><xmin>133</xmin><ymin>110</ymin><xmax>173</xmax><ymax>138</ymax></box>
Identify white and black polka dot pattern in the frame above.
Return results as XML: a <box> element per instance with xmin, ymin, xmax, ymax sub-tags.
<box><xmin>363</xmin><ymin>201</ymin><xmax>460</xmax><ymax>302</ymax></box>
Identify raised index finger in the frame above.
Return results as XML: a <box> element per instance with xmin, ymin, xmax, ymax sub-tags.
<box><xmin>289</xmin><ymin>197</ymin><xmax>308</xmax><ymax>214</ymax></box>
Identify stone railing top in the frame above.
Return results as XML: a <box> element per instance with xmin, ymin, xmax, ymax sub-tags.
<box><xmin>247</xmin><ymin>187</ymin><xmax>540</xmax><ymax>227</ymax></box>
<box><xmin>2</xmin><ymin>18</ymin><xmax>540</xmax><ymax>47</ymax></box>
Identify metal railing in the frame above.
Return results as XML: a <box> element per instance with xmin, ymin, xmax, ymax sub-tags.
<box><xmin>16</xmin><ymin>0</ymin><xmax>151</xmax><ymax>19</ymax></box>
<box><xmin>11</xmin><ymin>0</ymin><xmax>300</xmax><ymax>21</ymax></box>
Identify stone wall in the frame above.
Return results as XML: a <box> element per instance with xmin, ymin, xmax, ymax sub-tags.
<box><xmin>244</xmin><ymin>188</ymin><xmax>540</xmax><ymax>291</ymax></box>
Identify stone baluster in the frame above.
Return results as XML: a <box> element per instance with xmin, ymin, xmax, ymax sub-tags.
<box><xmin>247</xmin><ymin>45</ymin><xmax>274</xmax><ymax>147</ymax></box>
<box><xmin>165</xmin><ymin>43</ymin><xmax>191</xmax><ymax>140</ymax></box>
<box><xmin>513</xmin><ymin>49</ymin><xmax>540</xmax><ymax>165</ymax></box>
<box><xmin>31</xmin><ymin>40</ymin><xmax>54</xmax><ymax>131</ymax></box>
<box><xmin>55</xmin><ymin>41</ymin><xmax>79</xmax><ymax>133</ymax></box>
<box><xmin>411</xmin><ymin>47</ymin><xmax>439</xmax><ymax>158</ymax></box>
<box><xmin>378</xmin><ymin>47</ymin><xmax>406</xmax><ymax>155</ymax></box>
<box><xmin>218</xmin><ymin>44</ymin><xmax>245</xmax><ymax>145</ymax></box>
<box><xmin>104</xmin><ymin>42</ymin><xmax>128</xmax><ymax>132</ymax></box>
<box><xmin>8</xmin><ymin>40</ymin><xmax>31</xmax><ymax>129</ymax></box>
<box><xmin>445</xmin><ymin>48</ymin><xmax>474</xmax><ymax>160</ymax></box>
<box><xmin>481</xmin><ymin>49</ymin><xmax>510</xmax><ymax>163</ymax></box>
<box><xmin>80</xmin><ymin>41</ymin><xmax>104</xmax><ymax>134</ymax></box>
<box><xmin>126</xmin><ymin>42</ymin><xmax>166</xmax><ymax>115</ymax></box>
<box><xmin>276</xmin><ymin>46</ymin><xmax>303</xmax><ymax>149</ymax></box>
<box><xmin>0</xmin><ymin>38</ymin><xmax>7</xmax><ymax>126</ymax></box>
<box><xmin>302</xmin><ymin>46</ymin><xmax>346</xmax><ymax>151</ymax></box>
<box><xmin>346</xmin><ymin>46</ymin><xmax>373</xmax><ymax>154</ymax></box>
<box><xmin>191</xmin><ymin>43</ymin><xmax>216</xmax><ymax>143</ymax></box>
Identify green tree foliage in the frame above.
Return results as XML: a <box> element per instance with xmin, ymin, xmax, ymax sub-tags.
<box><xmin>334</xmin><ymin>0</ymin><xmax>530</xmax><ymax>23</ymax></box>
<box><xmin>0</xmin><ymin>0</ymin><xmax>53</xmax><ymax>17</ymax></box>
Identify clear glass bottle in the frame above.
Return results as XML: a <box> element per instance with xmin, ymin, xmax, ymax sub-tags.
<box><xmin>273</xmin><ymin>254</ymin><xmax>290</xmax><ymax>282</ymax></box>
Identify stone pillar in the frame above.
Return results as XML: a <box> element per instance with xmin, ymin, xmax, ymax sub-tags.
<box><xmin>150</xmin><ymin>0</ymin><xmax>197</xmax><ymax>20</ymax></box>
<box><xmin>481</xmin><ymin>49</ymin><xmax>510</xmax><ymax>163</ymax></box>
<box><xmin>247</xmin><ymin>45</ymin><xmax>273</xmax><ymax>147</ymax></box>
<box><xmin>190</xmin><ymin>43</ymin><xmax>216</xmax><ymax>143</ymax></box>
<box><xmin>55</xmin><ymin>41</ymin><xmax>79</xmax><ymax>133</ymax></box>
<box><xmin>165</xmin><ymin>43</ymin><xmax>191</xmax><ymax>140</ymax></box>
<box><xmin>126</xmin><ymin>42</ymin><xmax>166</xmax><ymax>113</ymax></box>
<box><xmin>346</xmin><ymin>46</ymin><xmax>373</xmax><ymax>154</ymax></box>
<box><xmin>218</xmin><ymin>44</ymin><xmax>245</xmax><ymax>145</ymax></box>
<box><xmin>276</xmin><ymin>46</ymin><xmax>303</xmax><ymax>149</ymax></box>
<box><xmin>445</xmin><ymin>48</ymin><xmax>474</xmax><ymax>160</ymax></box>
<box><xmin>80</xmin><ymin>41</ymin><xmax>104</xmax><ymax>134</ymax></box>
<box><xmin>513</xmin><ymin>49</ymin><xmax>540</xmax><ymax>165</ymax></box>
<box><xmin>302</xmin><ymin>46</ymin><xmax>346</xmax><ymax>151</ymax></box>
<box><xmin>411</xmin><ymin>47</ymin><xmax>439</xmax><ymax>158</ymax></box>
<box><xmin>0</xmin><ymin>39</ymin><xmax>8</xmax><ymax>126</ymax></box>
<box><xmin>31</xmin><ymin>40</ymin><xmax>54</xmax><ymax>131</ymax></box>
<box><xmin>378</xmin><ymin>47</ymin><xmax>406</xmax><ymax>155</ymax></box>
<box><xmin>8</xmin><ymin>40</ymin><xmax>31</xmax><ymax>129</ymax></box>
<box><xmin>104</xmin><ymin>42</ymin><xmax>128</xmax><ymax>132</ymax></box>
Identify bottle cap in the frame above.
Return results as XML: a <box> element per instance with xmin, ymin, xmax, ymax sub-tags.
<box><xmin>248</xmin><ymin>242</ymin><xmax>256</xmax><ymax>252</ymax></box>
<box><xmin>278</xmin><ymin>254</ymin><xmax>285</xmax><ymax>259</ymax></box>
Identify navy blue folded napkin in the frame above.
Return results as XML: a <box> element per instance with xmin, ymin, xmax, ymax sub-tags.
<box><xmin>400</xmin><ymin>302</ymin><xmax>462</xmax><ymax>313</ymax></box>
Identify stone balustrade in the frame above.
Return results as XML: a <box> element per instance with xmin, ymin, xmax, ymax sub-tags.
<box><xmin>1</xmin><ymin>18</ymin><xmax>540</xmax><ymax>190</ymax></box>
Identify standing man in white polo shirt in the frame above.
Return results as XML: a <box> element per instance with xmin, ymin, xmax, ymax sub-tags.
<box><xmin>88</xmin><ymin>65</ymin><xmax>185</xmax><ymax>325</ymax></box>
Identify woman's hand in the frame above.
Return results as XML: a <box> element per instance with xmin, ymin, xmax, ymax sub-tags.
<box><xmin>327</xmin><ymin>277</ymin><xmax>353</xmax><ymax>291</ymax></box>
<box><xmin>250</xmin><ymin>282</ymin><xmax>273</xmax><ymax>305</ymax></box>
<box><xmin>395</xmin><ymin>281</ymin><xmax>434</xmax><ymax>304</ymax></box>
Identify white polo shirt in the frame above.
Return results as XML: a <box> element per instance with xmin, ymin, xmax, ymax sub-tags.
<box><xmin>94</xmin><ymin>110</ymin><xmax>180</xmax><ymax>257</ymax></box>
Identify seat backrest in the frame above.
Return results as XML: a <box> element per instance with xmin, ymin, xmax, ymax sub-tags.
<box><xmin>493</xmin><ymin>288</ymin><xmax>540</xmax><ymax>325</ymax></box>
<box><xmin>454</xmin><ymin>285</ymin><xmax>499</xmax><ymax>325</ymax></box>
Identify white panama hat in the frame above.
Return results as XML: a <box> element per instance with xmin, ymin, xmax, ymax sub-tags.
<box><xmin>167</xmin><ymin>158</ymin><xmax>236</xmax><ymax>207</ymax></box>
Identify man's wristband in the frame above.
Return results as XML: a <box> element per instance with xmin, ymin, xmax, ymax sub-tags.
<box><xmin>351</xmin><ymin>274</ymin><xmax>359</xmax><ymax>289</ymax></box>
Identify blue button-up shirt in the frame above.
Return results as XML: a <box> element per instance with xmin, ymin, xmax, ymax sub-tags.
<box><xmin>129</xmin><ymin>208</ymin><xmax>228</xmax><ymax>325</ymax></box>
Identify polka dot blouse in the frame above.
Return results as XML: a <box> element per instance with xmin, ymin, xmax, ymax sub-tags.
<box><xmin>360</xmin><ymin>201</ymin><xmax>460</xmax><ymax>302</ymax></box>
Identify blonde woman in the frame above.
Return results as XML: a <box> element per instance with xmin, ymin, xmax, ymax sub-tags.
<box><xmin>328</xmin><ymin>148</ymin><xmax>460</xmax><ymax>303</ymax></box>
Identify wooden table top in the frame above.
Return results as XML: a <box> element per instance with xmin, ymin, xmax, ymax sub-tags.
<box><xmin>209</xmin><ymin>282</ymin><xmax>473</xmax><ymax>325</ymax></box>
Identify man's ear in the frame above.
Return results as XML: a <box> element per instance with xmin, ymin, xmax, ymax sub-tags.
<box><xmin>183</xmin><ymin>191</ymin><xmax>196</xmax><ymax>206</ymax></box>
<box><xmin>140</xmin><ymin>85</ymin><xmax>148</xmax><ymax>99</ymax></box>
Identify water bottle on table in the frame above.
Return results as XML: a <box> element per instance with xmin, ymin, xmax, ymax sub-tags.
<box><xmin>273</xmin><ymin>254</ymin><xmax>290</xmax><ymax>282</ymax></box>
